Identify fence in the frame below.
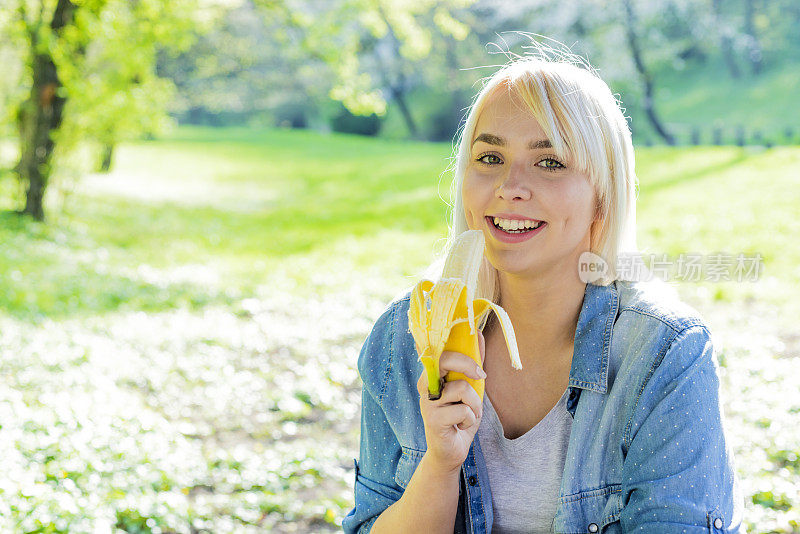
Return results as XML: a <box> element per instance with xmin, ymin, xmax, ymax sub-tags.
<box><xmin>634</xmin><ymin>124</ymin><xmax>799</xmax><ymax>147</ymax></box>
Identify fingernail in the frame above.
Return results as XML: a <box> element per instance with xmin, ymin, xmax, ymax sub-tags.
<box><xmin>477</xmin><ymin>367</ymin><xmax>487</xmax><ymax>379</ymax></box>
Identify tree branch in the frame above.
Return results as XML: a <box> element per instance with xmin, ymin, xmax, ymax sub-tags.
<box><xmin>622</xmin><ymin>0</ymin><xmax>675</xmax><ymax>145</ymax></box>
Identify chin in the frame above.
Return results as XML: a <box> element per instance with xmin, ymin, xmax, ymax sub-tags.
<box><xmin>486</xmin><ymin>252</ymin><xmax>547</xmax><ymax>277</ymax></box>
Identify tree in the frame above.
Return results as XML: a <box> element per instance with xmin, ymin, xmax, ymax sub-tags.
<box><xmin>711</xmin><ymin>0</ymin><xmax>741</xmax><ymax>78</ymax></box>
<box><xmin>742</xmin><ymin>0</ymin><xmax>763</xmax><ymax>75</ymax></box>
<box><xmin>2</xmin><ymin>0</ymin><xmax>211</xmax><ymax>220</ymax></box>
<box><xmin>621</xmin><ymin>0</ymin><xmax>676</xmax><ymax>145</ymax></box>
<box><xmin>257</xmin><ymin>0</ymin><xmax>476</xmax><ymax>120</ymax></box>
<box><xmin>13</xmin><ymin>0</ymin><xmax>79</xmax><ymax>220</ymax></box>
<box><xmin>159</xmin><ymin>0</ymin><xmax>334</xmax><ymax>130</ymax></box>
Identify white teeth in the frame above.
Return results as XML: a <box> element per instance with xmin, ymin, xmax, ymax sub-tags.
<box><xmin>491</xmin><ymin>217</ymin><xmax>543</xmax><ymax>232</ymax></box>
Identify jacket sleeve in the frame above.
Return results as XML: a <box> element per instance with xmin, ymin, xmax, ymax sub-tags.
<box><xmin>342</xmin><ymin>302</ymin><xmax>407</xmax><ymax>533</ymax></box>
<box><xmin>620</xmin><ymin>325</ymin><xmax>746</xmax><ymax>533</ymax></box>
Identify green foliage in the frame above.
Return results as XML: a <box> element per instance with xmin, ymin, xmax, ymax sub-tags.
<box><xmin>330</xmin><ymin>105</ymin><xmax>382</xmax><ymax>136</ymax></box>
<box><xmin>0</xmin><ymin>0</ymin><xmax>213</xmax><ymax>214</ymax></box>
<box><xmin>257</xmin><ymin>0</ymin><xmax>476</xmax><ymax>116</ymax></box>
<box><xmin>257</xmin><ymin>0</ymin><xmax>799</xmax><ymax>144</ymax></box>
<box><xmin>159</xmin><ymin>1</ymin><xmax>330</xmax><ymax>129</ymax></box>
<box><xmin>53</xmin><ymin>0</ymin><xmax>204</xmax><ymax>149</ymax></box>
<box><xmin>379</xmin><ymin>85</ymin><xmax>471</xmax><ymax>141</ymax></box>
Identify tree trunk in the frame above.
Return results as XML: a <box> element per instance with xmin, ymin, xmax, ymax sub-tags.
<box><xmin>711</xmin><ymin>0</ymin><xmax>740</xmax><ymax>78</ymax></box>
<box><xmin>390</xmin><ymin>83</ymin><xmax>419</xmax><ymax>139</ymax></box>
<box><xmin>622</xmin><ymin>0</ymin><xmax>675</xmax><ymax>145</ymax></box>
<box><xmin>743</xmin><ymin>0</ymin><xmax>763</xmax><ymax>75</ymax></box>
<box><xmin>98</xmin><ymin>143</ymin><xmax>115</xmax><ymax>173</ymax></box>
<box><xmin>375</xmin><ymin>5</ymin><xmax>420</xmax><ymax>139</ymax></box>
<box><xmin>16</xmin><ymin>0</ymin><xmax>77</xmax><ymax>221</ymax></box>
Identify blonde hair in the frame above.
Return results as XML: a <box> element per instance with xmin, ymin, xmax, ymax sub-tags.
<box><xmin>425</xmin><ymin>39</ymin><xmax>639</xmax><ymax>306</ymax></box>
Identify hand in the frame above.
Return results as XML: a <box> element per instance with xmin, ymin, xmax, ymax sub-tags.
<box><xmin>416</xmin><ymin>331</ymin><xmax>486</xmax><ymax>475</ymax></box>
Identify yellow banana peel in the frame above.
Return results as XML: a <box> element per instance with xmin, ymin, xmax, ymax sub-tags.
<box><xmin>408</xmin><ymin>230</ymin><xmax>522</xmax><ymax>400</ymax></box>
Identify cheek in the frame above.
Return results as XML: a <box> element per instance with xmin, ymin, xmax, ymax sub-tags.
<box><xmin>551</xmin><ymin>180</ymin><xmax>596</xmax><ymax>226</ymax></box>
<box><xmin>461</xmin><ymin>175</ymin><xmax>484</xmax><ymax>225</ymax></box>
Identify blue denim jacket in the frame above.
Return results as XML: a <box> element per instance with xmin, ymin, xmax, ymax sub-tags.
<box><xmin>343</xmin><ymin>280</ymin><xmax>745</xmax><ymax>533</ymax></box>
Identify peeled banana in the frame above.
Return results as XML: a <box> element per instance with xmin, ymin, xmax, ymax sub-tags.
<box><xmin>408</xmin><ymin>230</ymin><xmax>522</xmax><ymax>400</ymax></box>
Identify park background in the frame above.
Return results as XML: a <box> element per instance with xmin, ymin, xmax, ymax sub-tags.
<box><xmin>1</xmin><ymin>0</ymin><xmax>799</xmax><ymax>532</ymax></box>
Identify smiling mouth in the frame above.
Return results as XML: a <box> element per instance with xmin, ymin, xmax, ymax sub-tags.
<box><xmin>487</xmin><ymin>216</ymin><xmax>546</xmax><ymax>234</ymax></box>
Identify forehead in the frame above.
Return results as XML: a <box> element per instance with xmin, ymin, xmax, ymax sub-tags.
<box><xmin>473</xmin><ymin>88</ymin><xmax>547</xmax><ymax>142</ymax></box>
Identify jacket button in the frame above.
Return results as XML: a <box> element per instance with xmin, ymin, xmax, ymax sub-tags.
<box><xmin>714</xmin><ymin>518</ymin><xmax>723</xmax><ymax>529</ymax></box>
<box><xmin>468</xmin><ymin>475</ymin><xmax>477</xmax><ymax>486</ymax></box>
<box><xmin>588</xmin><ymin>523</ymin><xmax>599</xmax><ymax>533</ymax></box>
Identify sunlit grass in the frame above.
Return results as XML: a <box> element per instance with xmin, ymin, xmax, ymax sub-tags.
<box><xmin>635</xmin><ymin>146</ymin><xmax>800</xmax><ymax>311</ymax></box>
<box><xmin>1</xmin><ymin>127</ymin><xmax>799</xmax><ymax>531</ymax></box>
<box><xmin>0</xmin><ymin>128</ymin><xmax>450</xmax><ymax>319</ymax></box>
<box><xmin>2</xmin><ymin>127</ymin><xmax>798</xmax><ymax>319</ymax></box>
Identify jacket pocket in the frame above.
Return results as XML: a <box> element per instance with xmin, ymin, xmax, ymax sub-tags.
<box><xmin>394</xmin><ymin>446</ymin><xmax>425</xmax><ymax>489</ymax></box>
<box><xmin>553</xmin><ymin>485</ymin><xmax>623</xmax><ymax>534</ymax></box>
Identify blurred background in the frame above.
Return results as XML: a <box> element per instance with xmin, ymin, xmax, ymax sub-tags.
<box><xmin>0</xmin><ymin>0</ymin><xmax>798</xmax><ymax>532</ymax></box>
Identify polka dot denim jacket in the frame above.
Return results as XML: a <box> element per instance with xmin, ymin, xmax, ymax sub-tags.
<box><xmin>343</xmin><ymin>280</ymin><xmax>746</xmax><ymax>533</ymax></box>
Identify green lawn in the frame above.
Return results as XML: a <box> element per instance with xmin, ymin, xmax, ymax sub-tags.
<box><xmin>654</xmin><ymin>60</ymin><xmax>800</xmax><ymax>143</ymax></box>
<box><xmin>1</xmin><ymin>127</ymin><xmax>798</xmax><ymax>319</ymax></box>
<box><xmin>1</xmin><ymin>128</ymin><xmax>454</xmax><ymax>320</ymax></box>
<box><xmin>1</xmin><ymin>127</ymin><xmax>799</xmax><ymax>532</ymax></box>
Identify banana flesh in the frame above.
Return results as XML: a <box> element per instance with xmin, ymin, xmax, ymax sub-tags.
<box><xmin>408</xmin><ymin>230</ymin><xmax>522</xmax><ymax>400</ymax></box>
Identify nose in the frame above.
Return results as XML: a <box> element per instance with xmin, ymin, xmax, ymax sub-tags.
<box><xmin>495</xmin><ymin>161</ymin><xmax>532</xmax><ymax>201</ymax></box>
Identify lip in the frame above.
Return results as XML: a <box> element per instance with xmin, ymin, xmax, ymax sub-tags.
<box><xmin>485</xmin><ymin>216</ymin><xmax>547</xmax><ymax>244</ymax></box>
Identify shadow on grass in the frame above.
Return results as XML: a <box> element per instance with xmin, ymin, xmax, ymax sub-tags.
<box><xmin>68</xmin><ymin>185</ymin><xmax>447</xmax><ymax>259</ymax></box>
<box><xmin>639</xmin><ymin>149</ymin><xmax>751</xmax><ymax>194</ymax></box>
<box><xmin>1</xmin><ymin>270</ymin><xmax>237</xmax><ymax>322</ymax></box>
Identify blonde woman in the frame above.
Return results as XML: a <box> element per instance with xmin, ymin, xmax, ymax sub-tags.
<box><xmin>343</xmin><ymin>45</ymin><xmax>744</xmax><ymax>534</ymax></box>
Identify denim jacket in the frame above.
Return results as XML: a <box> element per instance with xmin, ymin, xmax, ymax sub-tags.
<box><xmin>343</xmin><ymin>280</ymin><xmax>745</xmax><ymax>533</ymax></box>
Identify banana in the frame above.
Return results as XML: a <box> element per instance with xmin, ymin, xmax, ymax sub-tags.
<box><xmin>408</xmin><ymin>230</ymin><xmax>522</xmax><ymax>400</ymax></box>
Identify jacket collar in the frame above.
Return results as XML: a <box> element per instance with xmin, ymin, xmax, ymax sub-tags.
<box><xmin>568</xmin><ymin>281</ymin><xmax>619</xmax><ymax>394</ymax></box>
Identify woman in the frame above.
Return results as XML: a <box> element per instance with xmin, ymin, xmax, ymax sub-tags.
<box><xmin>342</xmin><ymin>47</ymin><xmax>744</xmax><ymax>533</ymax></box>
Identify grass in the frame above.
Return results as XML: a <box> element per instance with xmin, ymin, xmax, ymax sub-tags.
<box><xmin>1</xmin><ymin>127</ymin><xmax>799</xmax><ymax>532</ymax></box>
<box><xmin>0</xmin><ymin>128</ymin><xmax>452</xmax><ymax>320</ymax></box>
<box><xmin>653</xmin><ymin>59</ymin><xmax>800</xmax><ymax>142</ymax></box>
<box><xmin>1</xmin><ymin>126</ymin><xmax>798</xmax><ymax>320</ymax></box>
<box><xmin>635</xmin><ymin>145</ymin><xmax>800</xmax><ymax>308</ymax></box>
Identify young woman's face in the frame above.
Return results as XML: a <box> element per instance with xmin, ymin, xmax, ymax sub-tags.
<box><xmin>462</xmin><ymin>88</ymin><xmax>598</xmax><ymax>280</ymax></box>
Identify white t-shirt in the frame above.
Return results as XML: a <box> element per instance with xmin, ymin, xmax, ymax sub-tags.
<box><xmin>476</xmin><ymin>388</ymin><xmax>573</xmax><ymax>534</ymax></box>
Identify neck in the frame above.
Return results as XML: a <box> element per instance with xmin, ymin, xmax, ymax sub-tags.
<box><xmin>493</xmin><ymin>267</ymin><xmax>587</xmax><ymax>367</ymax></box>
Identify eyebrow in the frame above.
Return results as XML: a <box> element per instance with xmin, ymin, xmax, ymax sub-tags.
<box><xmin>471</xmin><ymin>133</ymin><xmax>552</xmax><ymax>150</ymax></box>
